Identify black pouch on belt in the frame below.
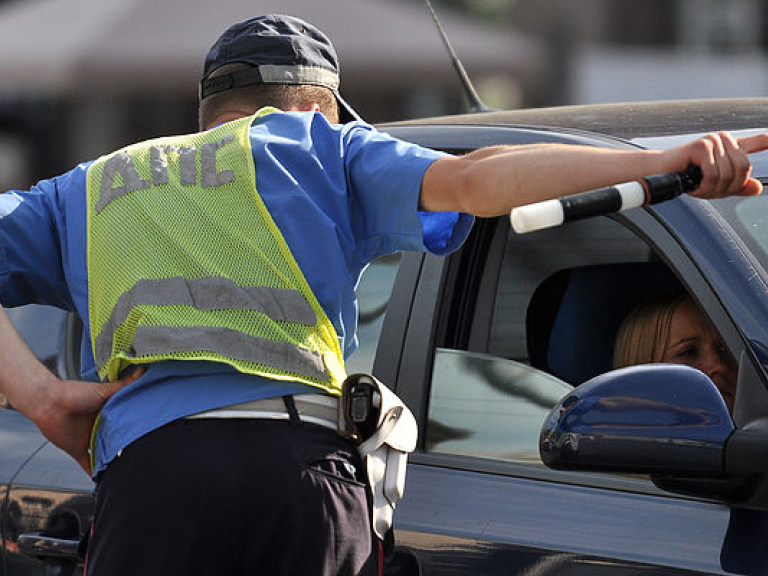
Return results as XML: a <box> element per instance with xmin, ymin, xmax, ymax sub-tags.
<box><xmin>339</xmin><ymin>373</ymin><xmax>418</xmax><ymax>540</ymax></box>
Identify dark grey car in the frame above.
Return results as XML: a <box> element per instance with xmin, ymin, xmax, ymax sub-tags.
<box><xmin>3</xmin><ymin>98</ymin><xmax>768</xmax><ymax>575</ymax></box>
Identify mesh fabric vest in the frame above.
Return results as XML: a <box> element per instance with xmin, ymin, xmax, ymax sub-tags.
<box><xmin>85</xmin><ymin>109</ymin><xmax>346</xmax><ymax>394</ymax></box>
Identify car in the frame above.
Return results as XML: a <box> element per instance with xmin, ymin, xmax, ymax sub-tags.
<box><xmin>2</xmin><ymin>98</ymin><xmax>768</xmax><ymax>575</ymax></box>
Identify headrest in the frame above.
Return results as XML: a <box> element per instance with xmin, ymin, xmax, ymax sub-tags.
<box><xmin>526</xmin><ymin>262</ymin><xmax>681</xmax><ymax>385</ymax></box>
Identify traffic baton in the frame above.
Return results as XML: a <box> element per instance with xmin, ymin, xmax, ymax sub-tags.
<box><xmin>510</xmin><ymin>165</ymin><xmax>702</xmax><ymax>234</ymax></box>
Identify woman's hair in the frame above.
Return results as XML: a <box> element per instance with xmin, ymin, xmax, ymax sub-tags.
<box><xmin>613</xmin><ymin>291</ymin><xmax>691</xmax><ymax>369</ymax></box>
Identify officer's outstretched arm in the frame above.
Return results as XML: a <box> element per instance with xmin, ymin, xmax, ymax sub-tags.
<box><xmin>420</xmin><ymin>132</ymin><xmax>768</xmax><ymax>217</ymax></box>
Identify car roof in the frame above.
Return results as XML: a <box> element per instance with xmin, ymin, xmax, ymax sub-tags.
<box><xmin>380</xmin><ymin>98</ymin><xmax>768</xmax><ymax>181</ymax></box>
<box><xmin>379</xmin><ymin>98</ymin><xmax>768</xmax><ymax>141</ymax></box>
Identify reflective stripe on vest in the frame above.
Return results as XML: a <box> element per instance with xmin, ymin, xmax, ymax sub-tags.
<box><xmin>132</xmin><ymin>325</ymin><xmax>328</xmax><ymax>382</ymax></box>
<box><xmin>85</xmin><ymin>109</ymin><xmax>346</xmax><ymax>391</ymax></box>
<box><xmin>92</xmin><ymin>276</ymin><xmax>324</xmax><ymax>380</ymax></box>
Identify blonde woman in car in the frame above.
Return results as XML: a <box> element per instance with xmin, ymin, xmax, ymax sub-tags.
<box><xmin>614</xmin><ymin>291</ymin><xmax>737</xmax><ymax>411</ymax></box>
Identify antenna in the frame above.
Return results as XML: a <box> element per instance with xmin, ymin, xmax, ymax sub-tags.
<box><xmin>424</xmin><ymin>0</ymin><xmax>495</xmax><ymax>113</ymax></box>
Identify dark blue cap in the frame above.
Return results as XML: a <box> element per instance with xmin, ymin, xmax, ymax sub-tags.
<box><xmin>200</xmin><ymin>14</ymin><xmax>360</xmax><ymax>122</ymax></box>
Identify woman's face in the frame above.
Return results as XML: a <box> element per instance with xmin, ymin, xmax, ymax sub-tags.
<box><xmin>660</xmin><ymin>299</ymin><xmax>738</xmax><ymax>411</ymax></box>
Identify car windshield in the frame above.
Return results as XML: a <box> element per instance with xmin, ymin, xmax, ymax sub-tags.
<box><xmin>634</xmin><ymin>131</ymin><xmax>768</xmax><ymax>275</ymax></box>
<box><xmin>710</xmin><ymin>194</ymin><xmax>768</xmax><ymax>272</ymax></box>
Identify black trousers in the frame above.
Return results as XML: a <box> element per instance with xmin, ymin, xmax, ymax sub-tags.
<box><xmin>85</xmin><ymin>417</ymin><xmax>380</xmax><ymax>576</ymax></box>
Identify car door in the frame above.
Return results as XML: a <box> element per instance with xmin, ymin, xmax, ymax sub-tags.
<box><xmin>385</xmin><ymin>209</ymin><xmax>768</xmax><ymax>575</ymax></box>
<box><xmin>356</xmin><ymin>123</ymin><xmax>768</xmax><ymax>574</ymax></box>
<box><xmin>1</xmin><ymin>305</ymin><xmax>93</xmax><ymax>576</ymax></box>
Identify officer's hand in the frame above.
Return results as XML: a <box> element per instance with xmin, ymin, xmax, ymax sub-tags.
<box><xmin>34</xmin><ymin>367</ymin><xmax>145</xmax><ymax>475</ymax></box>
<box><xmin>666</xmin><ymin>132</ymin><xmax>768</xmax><ymax>199</ymax></box>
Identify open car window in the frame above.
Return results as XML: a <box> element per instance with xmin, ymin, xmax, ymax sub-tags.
<box><xmin>425</xmin><ymin>216</ymin><xmax>698</xmax><ymax>467</ymax></box>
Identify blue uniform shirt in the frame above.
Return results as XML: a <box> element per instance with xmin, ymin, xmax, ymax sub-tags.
<box><xmin>0</xmin><ymin>111</ymin><xmax>474</xmax><ymax>476</ymax></box>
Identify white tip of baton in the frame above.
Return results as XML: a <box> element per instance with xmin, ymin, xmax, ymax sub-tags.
<box><xmin>510</xmin><ymin>199</ymin><xmax>565</xmax><ymax>234</ymax></box>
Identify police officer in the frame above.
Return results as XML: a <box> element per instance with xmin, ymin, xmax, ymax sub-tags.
<box><xmin>0</xmin><ymin>13</ymin><xmax>765</xmax><ymax>576</ymax></box>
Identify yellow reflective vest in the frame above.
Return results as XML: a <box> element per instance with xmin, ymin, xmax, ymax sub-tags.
<box><xmin>85</xmin><ymin>109</ymin><xmax>346</xmax><ymax>394</ymax></box>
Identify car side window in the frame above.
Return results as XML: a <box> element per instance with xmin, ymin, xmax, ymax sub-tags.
<box><xmin>426</xmin><ymin>217</ymin><xmax>655</xmax><ymax>464</ymax></box>
<box><xmin>427</xmin><ymin>348</ymin><xmax>571</xmax><ymax>461</ymax></box>
<box><xmin>348</xmin><ymin>253</ymin><xmax>402</xmax><ymax>375</ymax></box>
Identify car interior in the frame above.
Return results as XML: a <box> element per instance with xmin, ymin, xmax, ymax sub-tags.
<box><xmin>424</xmin><ymin>217</ymin><xmax>700</xmax><ymax>463</ymax></box>
<box><xmin>526</xmin><ymin>261</ymin><xmax>683</xmax><ymax>386</ymax></box>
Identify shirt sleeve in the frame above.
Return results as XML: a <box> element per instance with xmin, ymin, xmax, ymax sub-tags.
<box><xmin>0</xmin><ymin>179</ymin><xmax>74</xmax><ymax>310</ymax></box>
<box><xmin>342</xmin><ymin>123</ymin><xmax>474</xmax><ymax>262</ymax></box>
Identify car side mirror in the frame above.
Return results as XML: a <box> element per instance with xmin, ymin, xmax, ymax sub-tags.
<box><xmin>539</xmin><ymin>364</ymin><xmax>768</xmax><ymax>507</ymax></box>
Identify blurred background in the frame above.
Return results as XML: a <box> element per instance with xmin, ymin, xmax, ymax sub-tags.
<box><xmin>0</xmin><ymin>0</ymin><xmax>766</xmax><ymax>189</ymax></box>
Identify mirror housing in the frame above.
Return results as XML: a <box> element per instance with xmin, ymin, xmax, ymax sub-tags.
<box><xmin>539</xmin><ymin>364</ymin><xmax>768</xmax><ymax>506</ymax></box>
